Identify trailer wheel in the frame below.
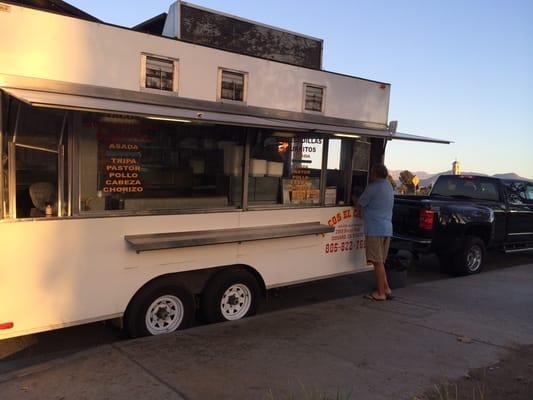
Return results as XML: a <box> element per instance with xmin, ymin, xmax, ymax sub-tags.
<box><xmin>201</xmin><ymin>270</ymin><xmax>261</xmax><ymax>323</ymax></box>
<box><xmin>452</xmin><ymin>236</ymin><xmax>485</xmax><ymax>276</ymax></box>
<box><xmin>125</xmin><ymin>286</ymin><xmax>194</xmax><ymax>338</ymax></box>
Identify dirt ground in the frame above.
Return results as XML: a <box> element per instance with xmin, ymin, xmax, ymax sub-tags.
<box><xmin>417</xmin><ymin>345</ymin><xmax>533</xmax><ymax>400</ymax></box>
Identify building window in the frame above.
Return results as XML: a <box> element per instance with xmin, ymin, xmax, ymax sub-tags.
<box><xmin>219</xmin><ymin>69</ymin><xmax>247</xmax><ymax>102</ymax></box>
<box><xmin>142</xmin><ymin>54</ymin><xmax>178</xmax><ymax>92</ymax></box>
<box><xmin>248</xmin><ymin>130</ymin><xmax>323</xmax><ymax>206</ymax></box>
<box><xmin>303</xmin><ymin>84</ymin><xmax>325</xmax><ymax>112</ymax></box>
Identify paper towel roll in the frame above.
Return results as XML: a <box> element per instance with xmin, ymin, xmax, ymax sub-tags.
<box><xmin>251</xmin><ymin>159</ymin><xmax>267</xmax><ymax>177</ymax></box>
<box><xmin>267</xmin><ymin>161</ymin><xmax>284</xmax><ymax>177</ymax></box>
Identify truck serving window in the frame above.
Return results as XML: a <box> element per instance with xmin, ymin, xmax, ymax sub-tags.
<box><xmin>78</xmin><ymin>113</ymin><xmax>245</xmax><ymax>213</ymax></box>
<box><xmin>4</xmin><ymin>101</ymin><xmax>68</xmax><ymax>219</ymax></box>
<box><xmin>325</xmin><ymin>139</ymin><xmax>353</xmax><ymax>206</ymax></box>
<box><xmin>351</xmin><ymin>139</ymin><xmax>371</xmax><ymax>198</ymax></box>
<box><xmin>248</xmin><ymin>131</ymin><xmax>323</xmax><ymax>206</ymax></box>
<box><xmin>431</xmin><ymin>176</ymin><xmax>500</xmax><ymax>202</ymax></box>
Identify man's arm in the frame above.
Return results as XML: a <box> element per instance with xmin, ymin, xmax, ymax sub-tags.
<box><xmin>352</xmin><ymin>184</ymin><xmax>373</xmax><ymax>216</ymax></box>
<box><xmin>357</xmin><ymin>185</ymin><xmax>373</xmax><ymax>208</ymax></box>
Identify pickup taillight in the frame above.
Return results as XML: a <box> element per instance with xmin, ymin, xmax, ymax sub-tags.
<box><xmin>419</xmin><ymin>209</ymin><xmax>434</xmax><ymax>230</ymax></box>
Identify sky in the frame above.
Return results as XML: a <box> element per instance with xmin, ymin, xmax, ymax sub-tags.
<box><xmin>68</xmin><ymin>0</ymin><xmax>533</xmax><ymax>178</ymax></box>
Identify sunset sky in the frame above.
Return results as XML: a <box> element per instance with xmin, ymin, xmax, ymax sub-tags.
<box><xmin>69</xmin><ymin>0</ymin><xmax>533</xmax><ymax>178</ymax></box>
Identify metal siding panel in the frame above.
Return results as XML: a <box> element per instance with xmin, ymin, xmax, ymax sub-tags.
<box><xmin>180</xmin><ymin>4</ymin><xmax>322</xmax><ymax>69</ymax></box>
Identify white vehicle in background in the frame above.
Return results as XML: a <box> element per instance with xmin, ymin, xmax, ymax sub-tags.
<box><xmin>0</xmin><ymin>0</ymin><xmax>448</xmax><ymax>339</ymax></box>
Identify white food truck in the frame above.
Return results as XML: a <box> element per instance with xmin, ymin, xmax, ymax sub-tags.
<box><xmin>0</xmin><ymin>0</ymin><xmax>448</xmax><ymax>339</ymax></box>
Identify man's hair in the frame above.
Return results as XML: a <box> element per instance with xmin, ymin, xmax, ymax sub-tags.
<box><xmin>371</xmin><ymin>164</ymin><xmax>389</xmax><ymax>179</ymax></box>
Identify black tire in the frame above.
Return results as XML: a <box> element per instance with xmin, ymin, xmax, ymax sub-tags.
<box><xmin>452</xmin><ymin>236</ymin><xmax>485</xmax><ymax>276</ymax></box>
<box><xmin>201</xmin><ymin>270</ymin><xmax>261</xmax><ymax>324</ymax></box>
<box><xmin>125</xmin><ymin>285</ymin><xmax>195</xmax><ymax>338</ymax></box>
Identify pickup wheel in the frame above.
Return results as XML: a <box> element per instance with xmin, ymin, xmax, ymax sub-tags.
<box><xmin>452</xmin><ymin>236</ymin><xmax>485</xmax><ymax>276</ymax></box>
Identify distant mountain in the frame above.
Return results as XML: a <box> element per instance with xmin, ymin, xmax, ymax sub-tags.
<box><xmin>492</xmin><ymin>173</ymin><xmax>532</xmax><ymax>181</ymax></box>
<box><xmin>390</xmin><ymin>170</ymin><xmax>532</xmax><ymax>188</ymax></box>
<box><xmin>419</xmin><ymin>171</ymin><xmax>489</xmax><ymax>187</ymax></box>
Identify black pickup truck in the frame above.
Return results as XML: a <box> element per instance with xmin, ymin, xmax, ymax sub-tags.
<box><xmin>391</xmin><ymin>175</ymin><xmax>533</xmax><ymax>275</ymax></box>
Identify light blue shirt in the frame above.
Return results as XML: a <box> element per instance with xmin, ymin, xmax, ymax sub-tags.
<box><xmin>357</xmin><ymin>179</ymin><xmax>394</xmax><ymax>237</ymax></box>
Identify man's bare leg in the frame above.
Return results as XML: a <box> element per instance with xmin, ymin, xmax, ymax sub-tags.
<box><xmin>382</xmin><ymin>263</ymin><xmax>392</xmax><ymax>296</ymax></box>
<box><xmin>371</xmin><ymin>261</ymin><xmax>391</xmax><ymax>299</ymax></box>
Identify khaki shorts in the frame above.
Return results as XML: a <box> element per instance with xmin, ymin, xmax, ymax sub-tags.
<box><xmin>365</xmin><ymin>236</ymin><xmax>391</xmax><ymax>264</ymax></box>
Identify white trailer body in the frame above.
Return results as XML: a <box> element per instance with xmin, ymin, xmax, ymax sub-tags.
<box><xmin>0</xmin><ymin>2</ymin><xmax>448</xmax><ymax>340</ymax></box>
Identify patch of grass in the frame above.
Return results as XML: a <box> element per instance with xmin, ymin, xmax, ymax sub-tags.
<box><xmin>266</xmin><ymin>385</ymin><xmax>353</xmax><ymax>400</ymax></box>
<box><xmin>413</xmin><ymin>380</ymin><xmax>486</xmax><ymax>400</ymax></box>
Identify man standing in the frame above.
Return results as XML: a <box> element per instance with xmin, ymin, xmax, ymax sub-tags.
<box><xmin>355</xmin><ymin>164</ymin><xmax>394</xmax><ymax>301</ymax></box>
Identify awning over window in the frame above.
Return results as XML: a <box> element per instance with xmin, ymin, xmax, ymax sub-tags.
<box><xmin>1</xmin><ymin>88</ymin><xmax>451</xmax><ymax>144</ymax></box>
<box><xmin>2</xmin><ymin>88</ymin><xmax>301</xmax><ymax>131</ymax></box>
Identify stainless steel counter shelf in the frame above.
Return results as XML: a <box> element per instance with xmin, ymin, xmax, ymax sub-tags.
<box><xmin>125</xmin><ymin>222</ymin><xmax>334</xmax><ymax>253</ymax></box>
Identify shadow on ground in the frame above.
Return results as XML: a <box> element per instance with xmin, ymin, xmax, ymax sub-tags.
<box><xmin>1</xmin><ymin>251</ymin><xmax>531</xmax><ymax>376</ymax></box>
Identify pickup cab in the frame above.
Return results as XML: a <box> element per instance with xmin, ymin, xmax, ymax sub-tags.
<box><xmin>391</xmin><ymin>175</ymin><xmax>533</xmax><ymax>275</ymax></box>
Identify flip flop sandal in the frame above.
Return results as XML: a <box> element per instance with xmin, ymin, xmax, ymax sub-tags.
<box><xmin>363</xmin><ymin>293</ymin><xmax>387</xmax><ymax>301</ymax></box>
<box><xmin>373</xmin><ymin>288</ymin><xmax>394</xmax><ymax>301</ymax></box>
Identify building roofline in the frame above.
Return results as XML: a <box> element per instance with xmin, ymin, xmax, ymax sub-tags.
<box><xmin>132</xmin><ymin>12</ymin><xmax>167</xmax><ymax>31</ymax></box>
<box><xmin>1</xmin><ymin>0</ymin><xmax>100</xmax><ymax>22</ymax></box>
<box><xmin>5</xmin><ymin>1</ymin><xmax>391</xmax><ymax>87</ymax></box>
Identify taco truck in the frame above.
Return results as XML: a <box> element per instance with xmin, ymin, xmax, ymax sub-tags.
<box><xmin>0</xmin><ymin>0</ymin><xmax>448</xmax><ymax>339</ymax></box>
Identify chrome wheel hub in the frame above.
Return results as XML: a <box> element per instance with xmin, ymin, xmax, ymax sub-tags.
<box><xmin>466</xmin><ymin>245</ymin><xmax>482</xmax><ymax>272</ymax></box>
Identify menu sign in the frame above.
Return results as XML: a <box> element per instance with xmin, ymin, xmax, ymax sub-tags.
<box><xmin>285</xmin><ymin>137</ymin><xmax>322</xmax><ymax>204</ymax></box>
<box><xmin>289</xmin><ymin>167</ymin><xmax>320</xmax><ymax>203</ymax></box>
<box><xmin>99</xmin><ymin>141</ymin><xmax>144</xmax><ymax>194</ymax></box>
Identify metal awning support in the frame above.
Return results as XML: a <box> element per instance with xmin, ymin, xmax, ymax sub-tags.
<box><xmin>0</xmin><ymin>87</ymin><xmax>452</xmax><ymax>144</ymax></box>
<box><xmin>389</xmin><ymin>131</ymin><xmax>452</xmax><ymax>144</ymax></box>
<box><xmin>125</xmin><ymin>222</ymin><xmax>335</xmax><ymax>253</ymax></box>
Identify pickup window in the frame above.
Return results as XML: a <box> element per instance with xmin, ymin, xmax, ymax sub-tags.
<box><xmin>431</xmin><ymin>176</ymin><xmax>500</xmax><ymax>202</ymax></box>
